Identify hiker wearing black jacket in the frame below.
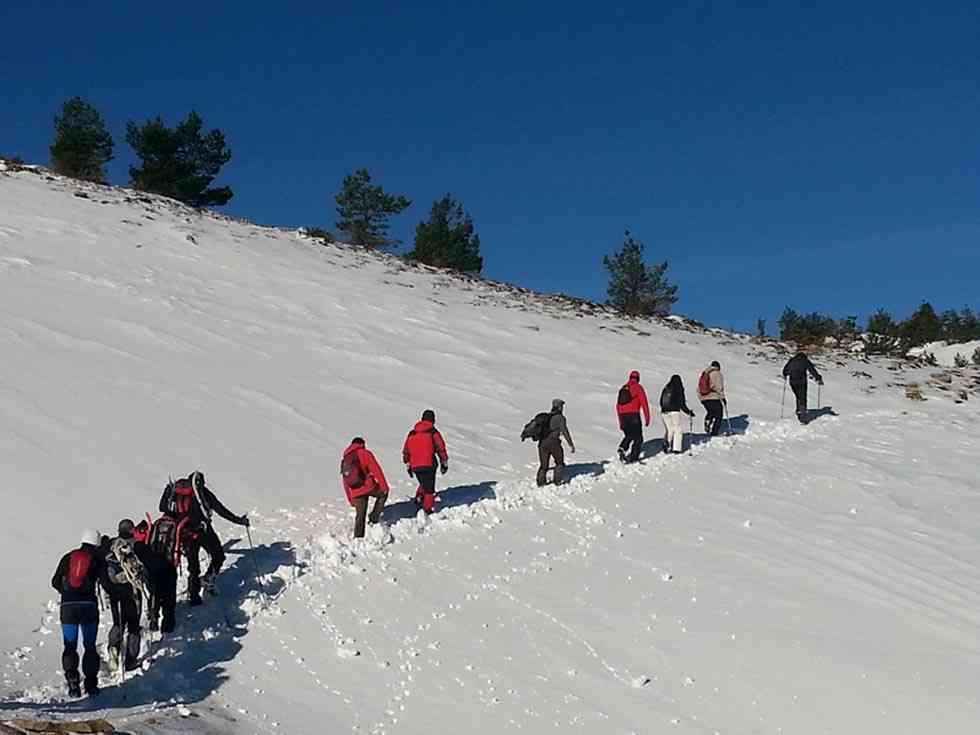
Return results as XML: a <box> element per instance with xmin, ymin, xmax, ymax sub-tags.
<box><xmin>159</xmin><ymin>471</ymin><xmax>249</xmax><ymax>605</ymax></box>
<box><xmin>783</xmin><ymin>351</ymin><xmax>823</xmax><ymax>423</ymax></box>
<box><xmin>537</xmin><ymin>399</ymin><xmax>576</xmax><ymax>486</ymax></box>
<box><xmin>132</xmin><ymin>520</ymin><xmax>178</xmax><ymax>633</ymax></box>
<box><xmin>660</xmin><ymin>375</ymin><xmax>696</xmax><ymax>454</ymax></box>
<box><xmin>51</xmin><ymin>529</ymin><xmax>107</xmax><ymax>697</ymax></box>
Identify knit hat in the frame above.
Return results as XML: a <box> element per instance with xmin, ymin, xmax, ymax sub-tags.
<box><xmin>551</xmin><ymin>398</ymin><xmax>565</xmax><ymax>412</ymax></box>
<box><xmin>421</xmin><ymin>409</ymin><xmax>436</xmax><ymax>422</ymax></box>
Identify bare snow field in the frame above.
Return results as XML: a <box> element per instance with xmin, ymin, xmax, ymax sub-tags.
<box><xmin>1</xmin><ymin>167</ymin><xmax>978</xmax><ymax>733</ymax></box>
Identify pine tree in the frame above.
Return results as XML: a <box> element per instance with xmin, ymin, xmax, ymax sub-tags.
<box><xmin>866</xmin><ymin>308</ymin><xmax>898</xmax><ymax>355</ymax></box>
<box><xmin>334</xmin><ymin>169</ymin><xmax>410</xmax><ymax>248</ymax></box>
<box><xmin>409</xmin><ymin>195</ymin><xmax>483</xmax><ymax>273</ymax></box>
<box><xmin>602</xmin><ymin>230</ymin><xmax>678</xmax><ymax>317</ymax></box>
<box><xmin>49</xmin><ymin>97</ymin><xmax>114</xmax><ymax>182</ymax></box>
<box><xmin>126</xmin><ymin>112</ymin><xmax>233</xmax><ymax>207</ymax></box>
<box><xmin>756</xmin><ymin>318</ymin><xmax>767</xmax><ymax>338</ymax></box>
<box><xmin>899</xmin><ymin>302</ymin><xmax>943</xmax><ymax>349</ymax></box>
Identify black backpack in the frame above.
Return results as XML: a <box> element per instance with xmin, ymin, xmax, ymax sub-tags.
<box><xmin>521</xmin><ymin>412</ymin><xmax>553</xmax><ymax>442</ymax></box>
<box><xmin>617</xmin><ymin>385</ymin><xmax>633</xmax><ymax>405</ymax></box>
<box><xmin>149</xmin><ymin>515</ymin><xmax>185</xmax><ymax>568</ymax></box>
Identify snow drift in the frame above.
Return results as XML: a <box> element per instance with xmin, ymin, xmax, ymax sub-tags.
<box><xmin>1</xmin><ymin>168</ymin><xmax>979</xmax><ymax>733</ymax></box>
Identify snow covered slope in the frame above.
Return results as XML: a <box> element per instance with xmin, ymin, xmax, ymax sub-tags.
<box><xmin>1</xmin><ymin>168</ymin><xmax>979</xmax><ymax>733</ymax></box>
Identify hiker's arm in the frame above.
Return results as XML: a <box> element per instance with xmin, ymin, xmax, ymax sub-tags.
<box><xmin>51</xmin><ymin>555</ymin><xmax>67</xmax><ymax>592</ymax></box>
<box><xmin>204</xmin><ymin>487</ymin><xmax>244</xmax><ymax>524</ymax></box>
<box><xmin>560</xmin><ymin>417</ymin><xmax>575</xmax><ymax>449</ymax></box>
<box><xmin>434</xmin><ymin>431</ymin><xmax>449</xmax><ymax>466</ymax></box>
<box><xmin>807</xmin><ymin>359</ymin><xmax>822</xmax><ymax>382</ymax></box>
<box><xmin>367</xmin><ymin>452</ymin><xmax>390</xmax><ymax>493</ymax></box>
<box><xmin>158</xmin><ymin>484</ymin><xmax>172</xmax><ymax>513</ymax></box>
<box><xmin>639</xmin><ymin>386</ymin><xmax>651</xmax><ymax>425</ymax></box>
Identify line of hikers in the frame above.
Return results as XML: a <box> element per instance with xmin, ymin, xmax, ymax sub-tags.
<box><xmin>52</xmin><ymin>353</ymin><xmax>823</xmax><ymax>698</ymax></box>
<box><xmin>51</xmin><ymin>471</ymin><xmax>249</xmax><ymax>698</ymax></box>
<box><xmin>338</xmin><ymin>352</ymin><xmax>824</xmax><ymax>534</ymax></box>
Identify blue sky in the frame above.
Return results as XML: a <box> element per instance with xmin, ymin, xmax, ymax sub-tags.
<box><xmin>2</xmin><ymin>0</ymin><xmax>978</xmax><ymax>332</ymax></box>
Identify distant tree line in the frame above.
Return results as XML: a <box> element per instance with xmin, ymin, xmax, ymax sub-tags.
<box><xmin>778</xmin><ymin>302</ymin><xmax>980</xmax><ymax>356</ymax></box>
<box><xmin>44</xmin><ymin>97</ymin><xmax>489</xmax><ymax>275</ymax></box>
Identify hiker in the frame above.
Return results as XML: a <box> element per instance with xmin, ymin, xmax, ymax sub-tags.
<box><xmin>403</xmin><ymin>409</ymin><xmax>449</xmax><ymax>515</ymax></box>
<box><xmin>102</xmin><ymin>524</ymin><xmax>147</xmax><ymax>672</ymax></box>
<box><xmin>783</xmin><ymin>350</ymin><xmax>823</xmax><ymax>423</ymax></box>
<box><xmin>51</xmin><ymin>529</ymin><xmax>106</xmax><ymax>697</ymax></box>
<box><xmin>616</xmin><ymin>370</ymin><xmax>650</xmax><ymax>463</ymax></box>
<box><xmin>341</xmin><ymin>437</ymin><xmax>390</xmax><ymax>538</ymax></box>
<box><xmin>697</xmin><ymin>361</ymin><xmax>726</xmax><ymax>436</ymax></box>
<box><xmin>536</xmin><ymin>399</ymin><xmax>576</xmax><ymax>486</ymax></box>
<box><xmin>660</xmin><ymin>375</ymin><xmax>696</xmax><ymax>454</ymax></box>
<box><xmin>159</xmin><ymin>471</ymin><xmax>249</xmax><ymax>605</ymax></box>
<box><xmin>132</xmin><ymin>519</ymin><xmax>178</xmax><ymax>634</ymax></box>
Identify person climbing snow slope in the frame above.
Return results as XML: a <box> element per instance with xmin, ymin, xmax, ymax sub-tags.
<box><xmin>341</xmin><ymin>437</ymin><xmax>390</xmax><ymax>538</ymax></box>
<box><xmin>783</xmin><ymin>350</ymin><xmax>823</xmax><ymax>423</ymax></box>
<box><xmin>616</xmin><ymin>370</ymin><xmax>650</xmax><ymax>463</ymax></box>
<box><xmin>698</xmin><ymin>361</ymin><xmax>726</xmax><ymax>436</ymax></box>
<box><xmin>660</xmin><ymin>374</ymin><xmax>696</xmax><ymax>454</ymax></box>
<box><xmin>403</xmin><ymin>409</ymin><xmax>449</xmax><ymax>515</ymax></box>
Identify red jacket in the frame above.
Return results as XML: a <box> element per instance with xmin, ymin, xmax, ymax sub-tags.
<box><xmin>616</xmin><ymin>377</ymin><xmax>651</xmax><ymax>425</ymax></box>
<box><xmin>402</xmin><ymin>420</ymin><xmax>449</xmax><ymax>469</ymax></box>
<box><xmin>341</xmin><ymin>443</ymin><xmax>390</xmax><ymax>505</ymax></box>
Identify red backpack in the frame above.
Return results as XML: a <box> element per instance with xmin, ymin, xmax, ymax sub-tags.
<box><xmin>698</xmin><ymin>370</ymin><xmax>712</xmax><ymax>397</ymax></box>
<box><xmin>341</xmin><ymin>450</ymin><xmax>366</xmax><ymax>489</ymax></box>
<box><xmin>172</xmin><ymin>478</ymin><xmax>195</xmax><ymax>517</ymax></box>
<box><xmin>65</xmin><ymin>548</ymin><xmax>94</xmax><ymax>592</ymax></box>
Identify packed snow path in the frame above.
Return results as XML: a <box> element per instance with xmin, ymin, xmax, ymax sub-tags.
<box><xmin>1</xmin><ymin>168</ymin><xmax>978</xmax><ymax>733</ymax></box>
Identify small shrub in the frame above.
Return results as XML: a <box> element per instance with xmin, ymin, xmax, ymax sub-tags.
<box><xmin>905</xmin><ymin>384</ymin><xmax>925</xmax><ymax>401</ymax></box>
<box><xmin>305</xmin><ymin>227</ymin><xmax>334</xmax><ymax>243</ymax></box>
<box><xmin>973</xmin><ymin>346</ymin><xmax>980</xmax><ymax>366</ymax></box>
<box><xmin>954</xmin><ymin>353</ymin><xmax>968</xmax><ymax>368</ymax></box>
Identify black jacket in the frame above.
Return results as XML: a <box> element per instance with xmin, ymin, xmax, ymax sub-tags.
<box><xmin>159</xmin><ymin>482</ymin><xmax>243</xmax><ymax>527</ymax></box>
<box><xmin>51</xmin><ymin>543</ymin><xmax>107</xmax><ymax>606</ymax></box>
<box><xmin>660</xmin><ymin>383</ymin><xmax>694</xmax><ymax>415</ymax></box>
<box><xmin>783</xmin><ymin>354</ymin><xmax>822</xmax><ymax>385</ymax></box>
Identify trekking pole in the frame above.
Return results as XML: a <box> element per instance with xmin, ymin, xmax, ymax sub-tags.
<box><xmin>817</xmin><ymin>382</ymin><xmax>822</xmax><ymax>410</ymax></box>
<box><xmin>724</xmin><ymin>403</ymin><xmax>733</xmax><ymax>436</ymax></box>
<box><xmin>780</xmin><ymin>378</ymin><xmax>787</xmax><ymax>420</ymax></box>
<box><xmin>245</xmin><ymin>527</ymin><xmax>267</xmax><ymax>603</ymax></box>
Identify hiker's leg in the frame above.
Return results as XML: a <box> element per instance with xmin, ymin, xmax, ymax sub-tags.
<box><xmin>552</xmin><ymin>442</ymin><xmax>566</xmax><ymax>485</ymax></box>
<box><xmin>202</xmin><ymin>525</ymin><xmax>225</xmax><ymax>577</ymax></box>
<box><xmin>184</xmin><ymin>537</ymin><xmax>202</xmax><ymax>602</ymax></box>
<box><xmin>368</xmin><ymin>491</ymin><xmax>388</xmax><ymax>524</ymax></box>
<box><xmin>416</xmin><ymin>467</ymin><xmax>437</xmax><ymax>513</ymax></box>
<box><xmin>61</xmin><ymin>622</ymin><xmax>80</xmax><ymax>688</ymax></box>
<box><xmin>536</xmin><ymin>442</ymin><xmax>550</xmax><ymax>486</ymax></box>
<box><xmin>80</xmin><ymin>621</ymin><xmax>100</xmax><ymax>692</ymax></box>
<box><xmin>353</xmin><ymin>496</ymin><xmax>369</xmax><ymax>538</ymax></box>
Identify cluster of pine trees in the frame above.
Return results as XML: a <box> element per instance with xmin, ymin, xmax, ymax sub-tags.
<box><xmin>43</xmin><ymin>96</ymin><xmax>682</xmax><ymax>317</ymax></box>
<box><xmin>778</xmin><ymin>303</ymin><xmax>980</xmax><ymax>358</ymax></box>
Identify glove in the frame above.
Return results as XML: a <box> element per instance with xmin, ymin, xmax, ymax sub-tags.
<box><xmin>407</xmin><ymin>467</ymin><xmax>414</xmax><ymax>478</ymax></box>
<box><xmin>569</xmin><ymin>445</ymin><xmax>576</xmax><ymax>454</ymax></box>
<box><xmin>817</xmin><ymin>378</ymin><xmax>824</xmax><ymax>385</ymax></box>
<box><xmin>440</xmin><ymin>463</ymin><xmax>448</xmax><ymax>475</ymax></box>
<box><xmin>239</xmin><ymin>514</ymin><xmax>250</xmax><ymax>528</ymax></box>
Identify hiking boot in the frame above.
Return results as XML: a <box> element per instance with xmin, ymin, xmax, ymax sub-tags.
<box><xmin>84</xmin><ymin>679</ymin><xmax>99</xmax><ymax>697</ymax></box>
<box><xmin>189</xmin><ymin>594</ymin><xmax>204</xmax><ymax>607</ymax></box>
<box><xmin>617</xmin><ymin>448</ymin><xmax>626</xmax><ymax>463</ymax></box>
<box><xmin>67</xmin><ymin>680</ymin><xmax>82</xmax><ymax>698</ymax></box>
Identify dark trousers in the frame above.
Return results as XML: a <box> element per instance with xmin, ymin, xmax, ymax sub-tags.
<box><xmin>109</xmin><ymin>592</ymin><xmax>142</xmax><ymax>670</ymax></box>
<box><xmin>537</xmin><ymin>436</ymin><xmax>565</xmax><ymax>486</ymax></box>
<box><xmin>184</xmin><ymin>524</ymin><xmax>225</xmax><ymax>600</ymax></box>
<box><xmin>60</xmin><ymin>603</ymin><xmax>100</xmax><ymax>691</ymax></box>
<box><xmin>791</xmin><ymin>381</ymin><xmax>807</xmax><ymax>419</ymax></box>
<box><xmin>618</xmin><ymin>413</ymin><xmax>643</xmax><ymax>462</ymax></box>
<box><xmin>414</xmin><ymin>467</ymin><xmax>437</xmax><ymax>513</ymax></box>
<box><xmin>702</xmin><ymin>400</ymin><xmax>724</xmax><ymax>436</ymax></box>
<box><xmin>148</xmin><ymin>565</ymin><xmax>178</xmax><ymax>633</ymax></box>
<box><xmin>353</xmin><ymin>490</ymin><xmax>388</xmax><ymax>538</ymax></box>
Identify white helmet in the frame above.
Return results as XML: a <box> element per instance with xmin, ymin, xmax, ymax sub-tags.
<box><xmin>80</xmin><ymin>528</ymin><xmax>101</xmax><ymax>547</ymax></box>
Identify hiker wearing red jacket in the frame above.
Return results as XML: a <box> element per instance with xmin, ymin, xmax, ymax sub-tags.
<box><xmin>340</xmin><ymin>438</ymin><xmax>390</xmax><ymax>538</ymax></box>
<box><xmin>402</xmin><ymin>409</ymin><xmax>449</xmax><ymax>514</ymax></box>
<box><xmin>616</xmin><ymin>370</ymin><xmax>650</xmax><ymax>463</ymax></box>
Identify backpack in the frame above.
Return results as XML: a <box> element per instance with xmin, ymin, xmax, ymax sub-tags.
<box><xmin>617</xmin><ymin>385</ymin><xmax>633</xmax><ymax>406</ymax></box>
<box><xmin>172</xmin><ymin>478</ymin><xmax>196</xmax><ymax>518</ymax></box>
<box><xmin>149</xmin><ymin>515</ymin><xmax>187</xmax><ymax>568</ymax></box>
<box><xmin>406</xmin><ymin>427</ymin><xmax>438</xmax><ymax>466</ymax></box>
<box><xmin>521</xmin><ymin>412</ymin><xmax>553</xmax><ymax>442</ymax></box>
<box><xmin>341</xmin><ymin>450</ymin><xmax>366</xmax><ymax>489</ymax></box>
<box><xmin>106</xmin><ymin>537</ymin><xmax>148</xmax><ymax>593</ymax></box>
<box><xmin>698</xmin><ymin>370</ymin><xmax>712</xmax><ymax>397</ymax></box>
<box><xmin>65</xmin><ymin>548</ymin><xmax>94</xmax><ymax>593</ymax></box>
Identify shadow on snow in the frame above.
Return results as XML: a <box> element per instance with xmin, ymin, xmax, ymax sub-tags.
<box><xmin>382</xmin><ymin>481</ymin><xmax>498</xmax><ymax>523</ymax></box>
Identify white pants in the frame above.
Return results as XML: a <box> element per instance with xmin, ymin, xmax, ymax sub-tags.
<box><xmin>662</xmin><ymin>412</ymin><xmax>686</xmax><ymax>453</ymax></box>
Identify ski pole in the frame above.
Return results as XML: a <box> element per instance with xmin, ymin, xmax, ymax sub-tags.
<box><xmin>245</xmin><ymin>526</ymin><xmax>267</xmax><ymax>603</ymax></box>
<box><xmin>780</xmin><ymin>378</ymin><xmax>787</xmax><ymax>419</ymax></box>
